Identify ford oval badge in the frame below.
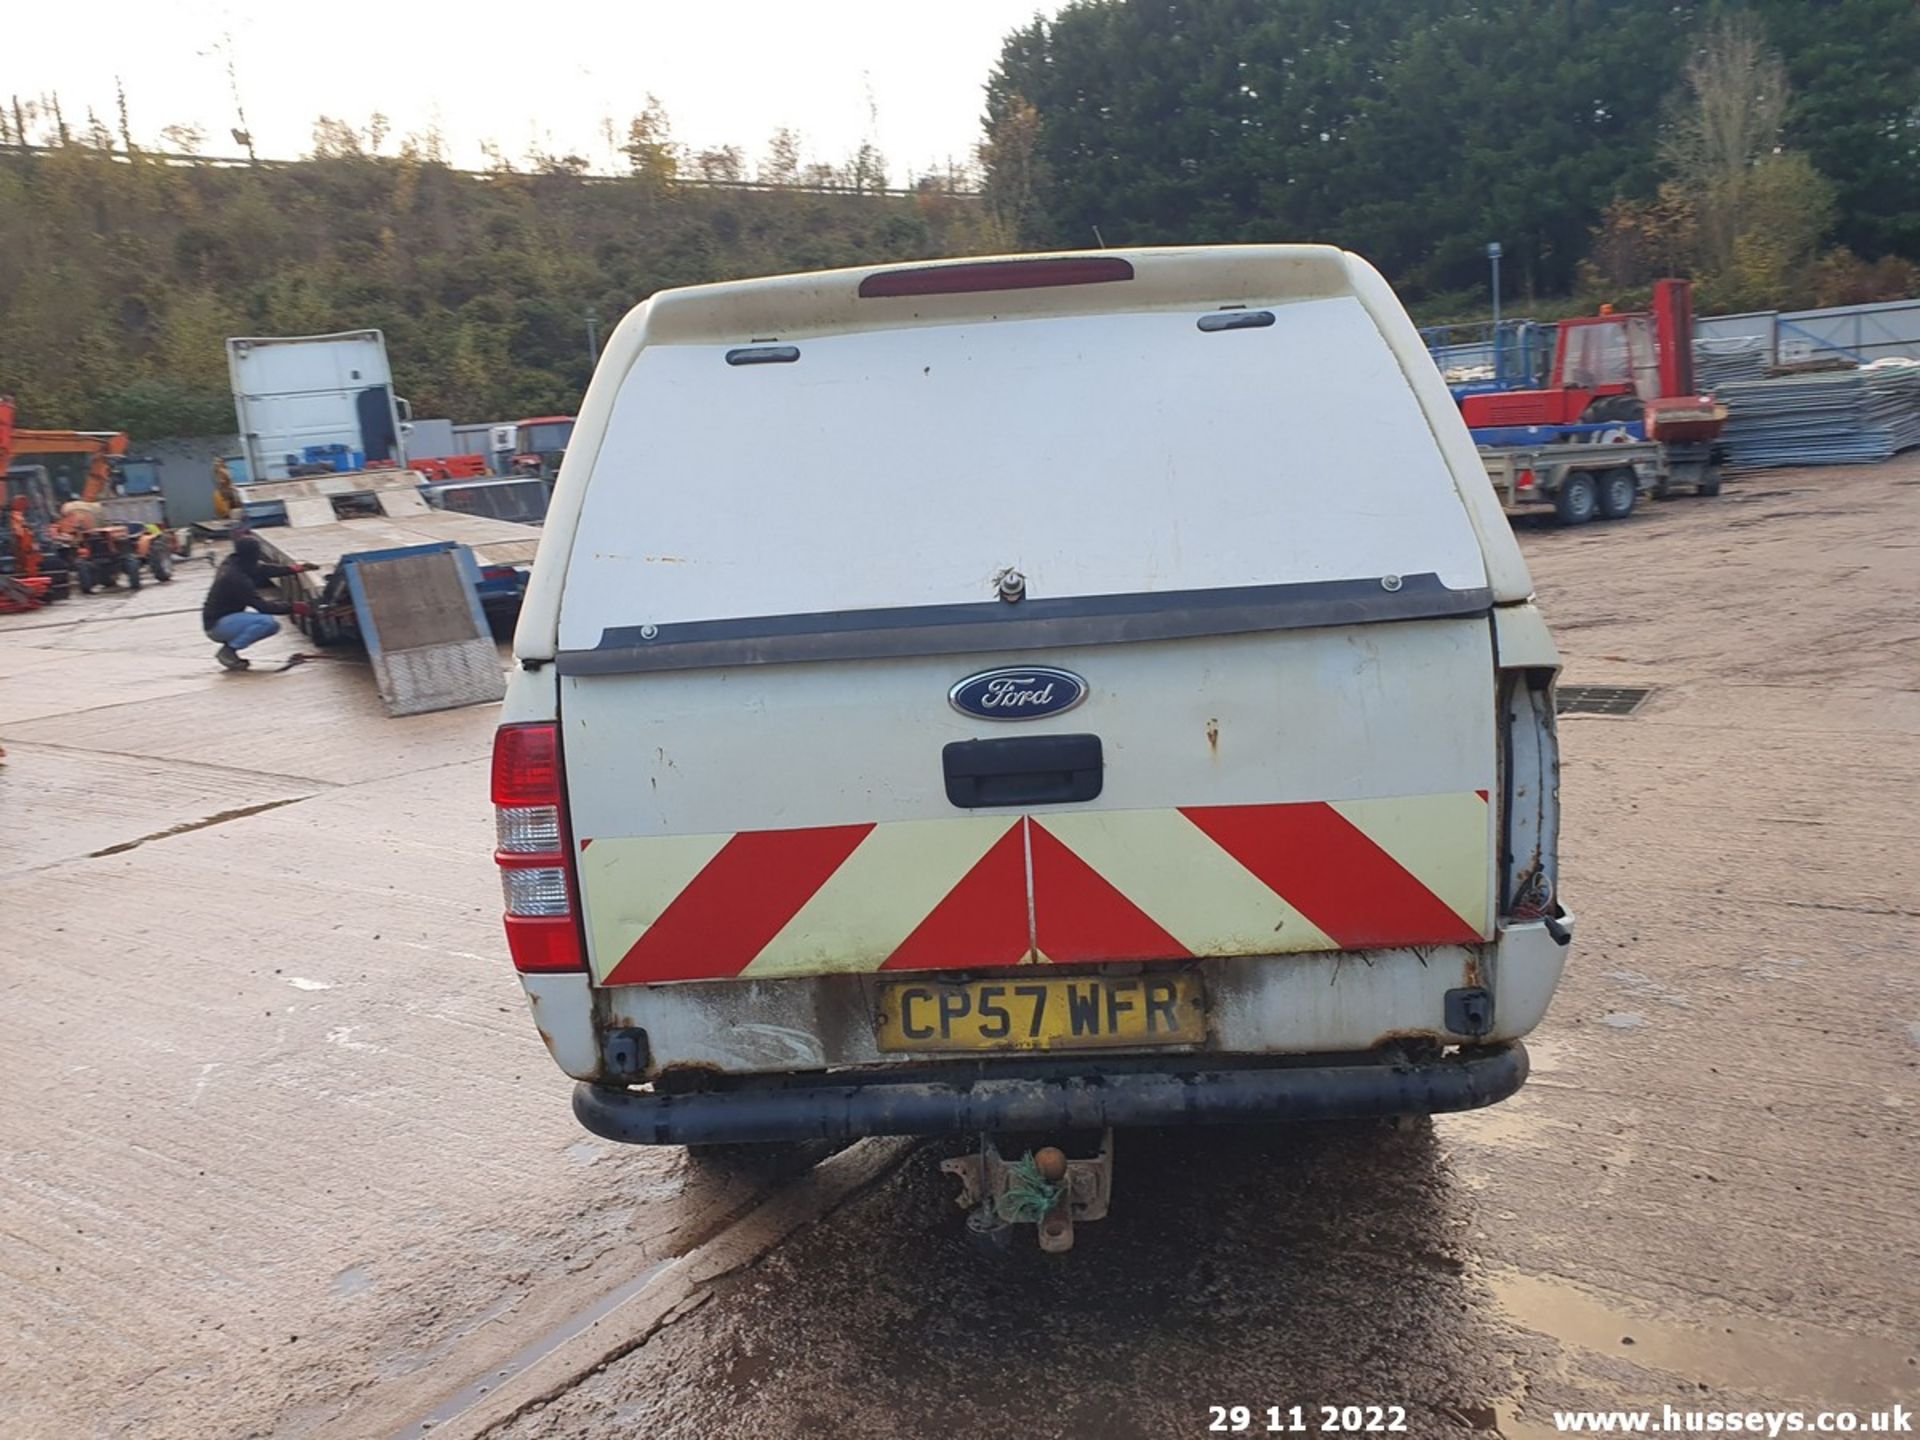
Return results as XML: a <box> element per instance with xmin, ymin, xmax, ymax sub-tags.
<box><xmin>949</xmin><ymin>665</ymin><xmax>1087</xmax><ymax>721</ymax></box>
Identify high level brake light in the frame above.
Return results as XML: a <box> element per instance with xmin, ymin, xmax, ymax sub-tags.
<box><xmin>857</xmin><ymin>256</ymin><xmax>1134</xmax><ymax>298</ymax></box>
<box><xmin>491</xmin><ymin>722</ymin><xmax>586</xmax><ymax>973</ymax></box>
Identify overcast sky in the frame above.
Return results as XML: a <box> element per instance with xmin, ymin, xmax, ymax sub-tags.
<box><xmin>9</xmin><ymin>0</ymin><xmax>1059</xmax><ymax>180</ymax></box>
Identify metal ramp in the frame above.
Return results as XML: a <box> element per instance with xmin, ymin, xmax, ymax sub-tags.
<box><xmin>340</xmin><ymin>541</ymin><xmax>506</xmax><ymax>716</ymax></box>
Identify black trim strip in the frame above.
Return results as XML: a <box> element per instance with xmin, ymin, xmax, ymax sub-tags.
<box><xmin>556</xmin><ymin>573</ymin><xmax>1490</xmax><ymax>676</ymax></box>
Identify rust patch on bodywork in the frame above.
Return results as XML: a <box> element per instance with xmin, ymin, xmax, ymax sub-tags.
<box><xmin>1372</xmin><ymin>1027</ymin><xmax>1447</xmax><ymax>1048</ymax></box>
<box><xmin>654</xmin><ymin>1061</ymin><xmax>727</xmax><ymax>1090</ymax></box>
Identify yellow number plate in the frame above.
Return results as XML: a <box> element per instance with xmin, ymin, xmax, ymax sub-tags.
<box><xmin>876</xmin><ymin>973</ymin><xmax>1205</xmax><ymax>1054</ymax></box>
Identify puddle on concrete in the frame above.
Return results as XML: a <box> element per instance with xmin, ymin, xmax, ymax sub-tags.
<box><xmin>403</xmin><ymin>1258</ymin><xmax>676</xmax><ymax>1434</ymax></box>
<box><xmin>1489</xmin><ymin>1267</ymin><xmax>1913</xmax><ymax>1408</ymax></box>
<box><xmin>1441</xmin><ymin>1035</ymin><xmax>1572</xmax><ymax>1169</ymax></box>
<box><xmin>1438</xmin><ymin>1098</ymin><xmax>1553</xmax><ymax>1151</ymax></box>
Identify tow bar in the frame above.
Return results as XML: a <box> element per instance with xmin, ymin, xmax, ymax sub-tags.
<box><xmin>942</xmin><ymin>1129</ymin><xmax>1114</xmax><ymax>1253</ymax></box>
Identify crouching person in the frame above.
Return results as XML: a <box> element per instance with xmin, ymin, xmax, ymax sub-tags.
<box><xmin>203</xmin><ymin>533</ymin><xmax>318</xmax><ymax>671</ymax></box>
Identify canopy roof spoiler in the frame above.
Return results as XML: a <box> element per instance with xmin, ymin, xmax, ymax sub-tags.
<box><xmin>636</xmin><ymin>245</ymin><xmax>1356</xmax><ymax>346</ymax></box>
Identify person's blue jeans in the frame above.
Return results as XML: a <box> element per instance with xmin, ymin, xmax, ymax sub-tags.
<box><xmin>207</xmin><ymin>612</ymin><xmax>280</xmax><ymax>650</ymax></box>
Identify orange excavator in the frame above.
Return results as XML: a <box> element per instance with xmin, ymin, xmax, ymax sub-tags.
<box><xmin>0</xmin><ymin>393</ymin><xmax>128</xmax><ymax>502</ymax></box>
<box><xmin>1</xmin><ymin>394</ymin><xmax>176</xmax><ymax>595</ymax></box>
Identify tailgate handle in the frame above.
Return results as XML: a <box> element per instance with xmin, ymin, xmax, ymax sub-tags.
<box><xmin>942</xmin><ymin>734</ymin><xmax>1103</xmax><ymax>809</ymax></box>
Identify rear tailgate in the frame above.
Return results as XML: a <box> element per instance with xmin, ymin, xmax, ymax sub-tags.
<box><xmin>554</xmin><ymin>276</ymin><xmax>1495</xmax><ymax>987</ymax></box>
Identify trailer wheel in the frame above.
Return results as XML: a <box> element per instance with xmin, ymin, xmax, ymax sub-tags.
<box><xmin>1598</xmin><ymin>468</ymin><xmax>1638</xmax><ymax>520</ymax></box>
<box><xmin>1554</xmin><ymin>473</ymin><xmax>1599</xmax><ymax>525</ymax></box>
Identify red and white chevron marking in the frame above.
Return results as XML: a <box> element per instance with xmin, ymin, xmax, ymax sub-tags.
<box><xmin>578</xmin><ymin>793</ymin><xmax>1491</xmax><ymax>987</ymax></box>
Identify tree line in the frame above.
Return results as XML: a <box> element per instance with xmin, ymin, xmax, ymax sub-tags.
<box><xmin>0</xmin><ymin>106</ymin><xmax>993</xmax><ymax>435</ymax></box>
<box><xmin>984</xmin><ymin>0</ymin><xmax>1920</xmax><ymax>317</ymax></box>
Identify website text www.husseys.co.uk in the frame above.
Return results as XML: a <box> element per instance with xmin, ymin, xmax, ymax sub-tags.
<box><xmin>1552</xmin><ymin>1406</ymin><xmax>1912</xmax><ymax>1435</ymax></box>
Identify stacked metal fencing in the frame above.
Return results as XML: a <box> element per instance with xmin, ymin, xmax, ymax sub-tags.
<box><xmin>1718</xmin><ymin>361</ymin><xmax>1920</xmax><ymax>472</ymax></box>
<box><xmin>1692</xmin><ymin>337</ymin><xmax>1769</xmax><ymax>389</ymax></box>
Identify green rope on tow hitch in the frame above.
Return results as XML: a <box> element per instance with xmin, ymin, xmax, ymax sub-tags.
<box><xmin>995</xmin><ymin>1153</ymin><xmax>1064</xmax><ymax>1224</ymax></box>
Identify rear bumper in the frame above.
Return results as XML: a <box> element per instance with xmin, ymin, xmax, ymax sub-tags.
<box><xmin>521</xmin><ymin>914</ymin><xmax>1573</xmax><ymax>1085</ymax></box>
<box><xmin>571</xmin><ymin>1042</ymin><xmax>1528</xmax><ymax>1147</ymax></box>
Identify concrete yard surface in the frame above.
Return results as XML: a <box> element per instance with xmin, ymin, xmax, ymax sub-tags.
<box><xmin>0</xmin><ymin>572</ymin><xmax>827</xmax><ymax>1439</ymax></box>
<box><xmin>3</xmin><ymin>459</ymin><xmax>1919</xmax><ymax>1438</ymax></box>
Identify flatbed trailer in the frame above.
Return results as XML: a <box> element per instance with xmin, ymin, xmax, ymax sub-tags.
<box><xmin>1479</xmin><ymin>438</ymin><xmax>1725</xmax><ymax>525</ymax></box>
<box><xmin>240</xmin><ymin>471</ymin><xmax>538</xmax><ymax>607</ymax></box>
<box><xmin>237</xmin><ymin>469</ymin><xmax>540</xmax><ymax>714</ymax></box>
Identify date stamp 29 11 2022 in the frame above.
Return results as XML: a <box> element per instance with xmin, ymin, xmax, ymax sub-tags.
<box><xmin>1209</xmin><ymin>1406</ymin><xmax>1410</xmax><ymax>1435</ymax></box>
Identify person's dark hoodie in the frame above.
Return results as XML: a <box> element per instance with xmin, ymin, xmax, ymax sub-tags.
<box><xmin>202</xmin><ymin>534</ymin><xmax>297</xmax><ymax>631</ymax></box>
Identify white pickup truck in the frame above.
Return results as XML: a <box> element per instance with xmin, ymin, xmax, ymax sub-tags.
<box><xmin>492</xmin><ymin>246</ymin><xmax>1570</xmax><ymax>1221</ymax></box>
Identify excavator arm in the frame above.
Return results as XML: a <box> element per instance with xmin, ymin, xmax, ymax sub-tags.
<box><xmin>0</xmin><ymin>398</ymin><xmax>129</xmax><ymax>501</ymax></box>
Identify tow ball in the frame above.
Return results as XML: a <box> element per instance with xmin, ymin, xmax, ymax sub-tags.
<box><xmin>941</xmin><ymin>1129</ymin><xmax>1114</xmax><ymax>1253</ymax></box>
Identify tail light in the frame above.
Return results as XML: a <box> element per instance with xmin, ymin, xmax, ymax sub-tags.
<box><xmin>491</xmin><ymin>722</ymin><xmax>586</xmax><ymax>973</ymax></box>
<box><xmin>1517</xmin><ymin>468</ymin><xmax>1536</xmax><ymax>490</ymax></box>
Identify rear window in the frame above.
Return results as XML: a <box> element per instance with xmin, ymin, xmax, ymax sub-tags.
<box><xmin>557</xmin><ymin>295</ymin><xmax>1485</xmax><ymax>650</ymax></box>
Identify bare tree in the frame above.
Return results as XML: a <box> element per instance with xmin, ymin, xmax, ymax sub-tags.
<box><xmin>214</xmin><ymin>32</ymin><xmax>257</xmax><ymax>164</ymax></box>
<box><xmin>398</xmin><ymin>124</ymin><xmax>447</xmax><ymax>164</ymax></box>
<box><xmin>114</xmin><ymin>77</ymin><xmax>136</xmax><ymax>153</ymax></box>
<box><xmin>760</xmin><ymin>127</ymin><xmax>802</xmax><ymax>185</ymax></box>
<box><xmin>848</xmin><ymin>141</ymin><xmax>887</xmax><ymax>194</ymax></box>
<box><xmin>621</xmin><ymin>94</ymin><xmax>679</xmax><ymax>188</ymax></box>
<box><xmin>693</xmin><ymin>145</ymin><xmax>745</xmax><ymax>183</ymax></box>
<box><xmin>6</xmin><ymin>96</ymin><xmax>39</xmax><ymax>148</ymax></box>
<box><xmin>1660</xmin><ymin>14</ymin><xmax>1789</xmax><ymax>272</ymax></box>
<box><xmin>160</xmin><ymin>123</ymin><xmax>206</xmax><ymax>155</ymax></box>
<box><xmin>310</xmin><ymin>116</ymin><xmax>364</xmax><ymax>159</ymax></box>
<box><xmin>979</xmin><ymin>94</ymin><xmax>1046</xmax><ymax>248</ymax></box>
